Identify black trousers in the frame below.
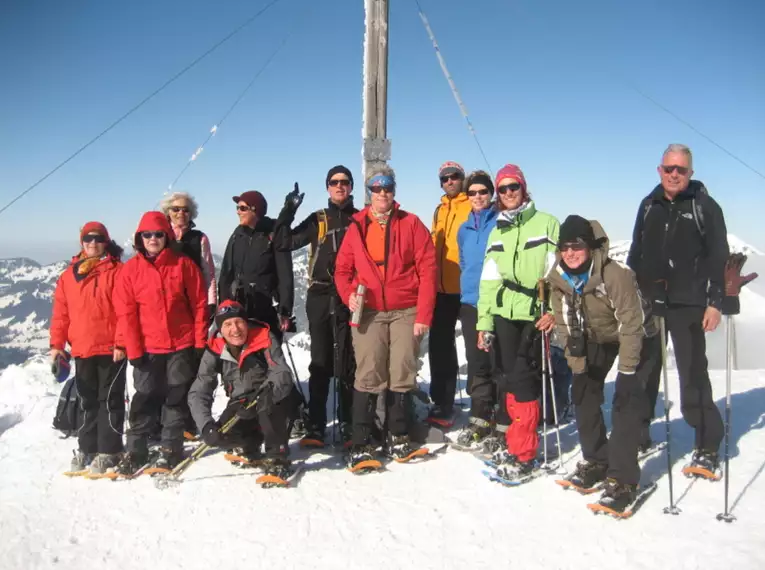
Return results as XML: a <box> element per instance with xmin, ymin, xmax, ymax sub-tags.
<box><xmin>645</xmin><ymin>305</ymin><xmax>724</xmax><ymax>452</ymax></box>
<box><xmin>75</xmin><ymin>355</ymin><xmax>127</xmax><ymax>454</ymax></box>
<box><xmin>428</xmin><ymin>293</ymin><xmax>461</xmax><ymax>410</ymax></box>
<box><xmin>573</xmin><ymin>336</ymin><xmax>659</xmax><ymax>485</ymax></box>
<box><xmin>218</xmin><ymin>396</ymin><xmax>291</xmax><ymax>458</ymax></box>
<box><xmin>459</xmin><ymin>304</ymin><xmax>495</xmax><ymax>421</ymax></box>
<box><xmin>352</xmin><ymin>390</ymin><xmax>409</xmax><ymax>446</ymax></box>
<box><xmin>127</xmin><ymin>348</ymin><xmax>195</xmax><ymax>456</ymax></box>
<box><xmin>493</xmin><ymin>318</ymin><xmax>541</xmax><ymax>425</ymax></box>
<box><xmin>305</xmin><ymin>288</ymin><xmax>355</xmax><ymax>430</ymax></box>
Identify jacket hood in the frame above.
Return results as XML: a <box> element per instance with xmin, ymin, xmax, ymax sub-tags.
<box><xmin>134</xmin><ymin>211</ymin><xmax>174</xmax><ymax>249</ymax></box>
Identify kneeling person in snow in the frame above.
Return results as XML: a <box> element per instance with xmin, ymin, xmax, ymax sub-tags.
<box><xmin>546</xmin><ymin>215</ymin><xmax>661</xmax><ymax>512</ymax></box>
<box><xmin>188</xmin><ymin>301</ymin><xmax>295</xmax><ymax>479</ymax></box>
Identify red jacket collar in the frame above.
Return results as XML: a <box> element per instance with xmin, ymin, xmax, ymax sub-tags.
<box><xmin>207</xmin><ymin>325</ymin><xmax>271</xmax><ymax>367</ymax></box>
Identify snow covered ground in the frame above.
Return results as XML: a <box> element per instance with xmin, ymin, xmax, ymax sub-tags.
<box><xmin>1</xmin><ymin>352</ymin><xmax>764</xmax><ymax>568</ymax></box>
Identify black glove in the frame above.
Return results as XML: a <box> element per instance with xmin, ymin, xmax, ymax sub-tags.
<box><xmin>284</xmin><ymin>182</ymin><xmax>304</xmax><ymax>211</ymax></box>
<box><xmin>202</xmin><ymin>421</ymin><xmax>227</xmax><ymax>447</ymax></box>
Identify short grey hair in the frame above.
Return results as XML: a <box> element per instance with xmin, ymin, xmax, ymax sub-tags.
<box><xmin>662</xmin><ymin>144</ymin><xmax>693</xmax><ymax>168</ymax></box>
<box><xmin>160</xmin><ymin>191</ymin><xmax>199</xmax><ymax>220</ymax></box>
<box><xmin>365</xmin><ymin>164</ymin><xmax>396</xmax><ymax>188</ymax></box>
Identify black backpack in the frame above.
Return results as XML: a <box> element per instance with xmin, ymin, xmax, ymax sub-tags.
<box><xmin>52</xmin><ymin>377</ymin><xmax>83</xmax><ymax>438</ymax></box>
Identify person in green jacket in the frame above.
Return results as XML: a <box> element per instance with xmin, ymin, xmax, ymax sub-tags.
<box><xmin>476</xmin><ymin>163</ymin><xmax>559</xmax><ymax>482</ymax></box>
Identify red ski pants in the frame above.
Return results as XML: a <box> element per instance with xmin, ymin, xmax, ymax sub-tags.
<box><xmin>505</xmin><ymin>393</ymin><xmax>540</xmax><ymax>462</ymax></box>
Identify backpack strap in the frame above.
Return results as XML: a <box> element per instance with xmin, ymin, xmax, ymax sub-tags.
<box><xmin>308</xmin><ymin>209</ymin><xmax>328</xmax><ymax>286</ymax></box>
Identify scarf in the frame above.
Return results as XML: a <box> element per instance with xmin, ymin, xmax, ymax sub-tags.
<box><xmin>496</xmin><ymin>201</ymin><xmax>530</xmax><ymax>229</ymax></box>
<box><xmin>76</xmin><ymin>254</ymin><xmax>102</xmax><ymax>277</ymax></box>
<box><xmin>371</xmin><ymin>208</ymin><xmax>392</xmax><ymax>227</ymax></box>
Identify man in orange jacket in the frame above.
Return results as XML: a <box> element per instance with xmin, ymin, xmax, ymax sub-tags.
<box><xmin>428</xmin><ymin>161</ymin><xmax>472</xmax><ymax>424</ymax></box>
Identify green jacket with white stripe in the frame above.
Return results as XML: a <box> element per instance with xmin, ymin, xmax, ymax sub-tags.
<box><xmin>476</xmin><ymin>201</ymin><xmax>559</xmax><ymax>330</ymax></box>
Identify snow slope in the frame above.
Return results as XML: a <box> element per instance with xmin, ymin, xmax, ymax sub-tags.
<box><xmin>1</xmin><ymin>357</ymin><xmax>764</xmax><ymax>569</ymax></box>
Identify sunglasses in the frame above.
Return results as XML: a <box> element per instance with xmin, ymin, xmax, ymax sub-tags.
<box><xmin>661</xmin><ymin>165</ymin><xmax>689</xmax><ymax>175</ymax></box>
<box><xmin>237</xmin><ymin>205</ymin><xmax>256</xmax><ymax>213</ymax></box>
<box><xmin>497</xmin><ymin>183</ymin><xmax>522</xmax><ymax>194</ymax></box>
<box><xmin>439</xmin><ymin>173</ymin><xmax>462</xmax><ymax>184</ymax></box>
<box><xmin>368</xmin><ymin>185</ymin><xmax>395</xmax><ymax>194</ymax></box>
<box><xmin>328</xmin><ymin>179</ymin><xmax>351</xmax><ymax>188</ymax></box>
<box><xmin>170</xmin><ymin>206</ymin><xmax>190</xmax><ymax>213</ymax></box>
<box><xmin>560</xmin><ymin>242</ymin><xmax>588</xmax><ymax>252</ymax></box>
<box><xmin>82</xmin><ymin>234</ymin><xmax>106</xmax><ymax>244</ymax></box>
<box><xmin>467</xmin><ymin>188</ymin><xmax>491</xmax><ymax>197</ymax></box>
<box><xmin>141</xmin><ymin>231</ymin><xmax>166</xmax><ymax>240</ymax></box>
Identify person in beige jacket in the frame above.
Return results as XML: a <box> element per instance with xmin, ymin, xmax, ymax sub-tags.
<box><xmin>544</xmin><ymin>215</ymin><xmax>660</xmax><ymax>514</ymax></box>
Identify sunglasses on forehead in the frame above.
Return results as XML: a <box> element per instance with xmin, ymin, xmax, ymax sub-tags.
<box><xmin>497</xmin><ymin>183</ymin><xmax>522</xmax><ymax>194</ymax></box>
<box><xmin>467</xmin><ymin>188</ymin><xmax>491</xmax><ymax>197</ymax></box>
<box><xmin>170</xmin><ymin>206</ymin><xmax>190</xmax><ymax>213</ymax></box>
<box><xmin>141</xmin><ymin>231</ymin><xmax>166</xmax><ymax>239</ymax></box>
<box><xmin>82</xmin><ymin>234</ymin><xmax>107</xmax><ymax>244</ymax></box>
<box><xmin>328</xmin><ymin>179</ymin><xmax>351</xmax><ymax>187</ymax></box>
<box><xmin>661</xmin><ymin>165</ymin><xmax>689</xmax><ymax>175</ymax></box>
<box><xmin>216</xmin><ymin>304</ymin><xmax>244</xmax><ymax>317</ymax></box>
<box><xmin>439</xmin><ymin>173</ymin><xmax>462</xmax><ymax>184</ymax></box>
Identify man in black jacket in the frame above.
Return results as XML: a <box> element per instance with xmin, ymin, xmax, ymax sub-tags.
<box><xmin>273</xmin><ymin>165</ymin><xmax>359</xmax><ymax>447</ymax></box>
<box><xmin>627</xmin><ymin>143</ymin><xmax>729</xmax><ymax>474</ymax></box>
<box><xmin>219</xmin><ymin>190</ymin><xmax>295</xmax><ymax>341</ymax></box>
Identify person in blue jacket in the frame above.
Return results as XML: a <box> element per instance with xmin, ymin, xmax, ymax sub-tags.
<box><xmin>453</xmin><ymin>170</ymin><xmax>500</xmax><ymax>450</ymax></box>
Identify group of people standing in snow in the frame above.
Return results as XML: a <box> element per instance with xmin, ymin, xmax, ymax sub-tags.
<box><xmin>50</xmin><ymin>142</ymin><xmax>753</xmax><ymax>511</ymax></box>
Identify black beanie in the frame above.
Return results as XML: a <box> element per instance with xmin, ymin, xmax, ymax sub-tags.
<box><xmin>466</xmin><ymin>172</ymin><xmax>494</xmax><ymax>195</ymax></box>
<box><xmin>214</xmin><ymin>300</ymin><xmax>248</xmax><ymax>330</ymax></box>
<box><xmin>559</xmin><ymin>215</ymin><xmax>596</xmax><ymax>248</ymax></box>
<box><xmin>326</xmin><ymin>165</ymin><xmax>354</xmax><ymax>189</ymax></box>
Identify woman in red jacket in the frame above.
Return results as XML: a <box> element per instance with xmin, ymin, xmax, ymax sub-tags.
<box><xmin>113</xmin><ymin>211</ymin><xmax>208</xmax><ymax>475</ymax></box>
<box><xmin>50</xmin><ymin>222</ymin><xmax>126</xmax><ymax>474</ymax></box>
<box><xmin>334</xmin><ymin>165</ymin><xmax>437</xmax><ymax>471</ymax></box>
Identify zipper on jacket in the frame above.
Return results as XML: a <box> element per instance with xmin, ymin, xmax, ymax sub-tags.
<box><xmin>439</xmin><ymin>201</ymin><xmax>452</xmax><ymax>292</ymax></box>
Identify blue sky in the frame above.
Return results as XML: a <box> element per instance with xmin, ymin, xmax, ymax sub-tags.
<box><xmin>1</xmin><ymin>0</ymin><xmax>763</xmax><ymax>263</ymax></box>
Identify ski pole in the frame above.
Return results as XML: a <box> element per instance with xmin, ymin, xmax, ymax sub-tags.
<box><xmin>716</xmin><ymin>315</ymin><xmax>736</xmax><ymax>523</ymax></box>
<box><xmin>154</xmin><ymin>386</ymin><xmax>265</xmax><ymax>489</ymax></box>
<box><xmin>544</xmin><ymin>332</ymin><xmax>565</xmax><ymax>474</ymax></box>
<box><xmin>537</xmin><ymin>280</ymin><xmax>549</xmax><ymax>469</ymax></box>
<box><xmin>659</xmin><ymin>316</ymin><xmax>680</xmax><ymax>515</ymax></box>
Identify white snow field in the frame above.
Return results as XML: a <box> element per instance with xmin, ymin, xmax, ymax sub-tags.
<box><xmin>1</xmin><ymin>328</ymin><xmax>764</xmax><ymax>569</ymax></box>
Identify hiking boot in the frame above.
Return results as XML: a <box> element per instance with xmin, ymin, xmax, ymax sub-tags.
<box><xmin>70</xmin><ymin>450</ymin><xmax>95</xmax><ymax>472</ymax></box>
<box><xmin>262</xmin><ymin>457</ymin><xmax>293</xmax><ymax>480</ymax></box>
<box><xmin>427</xmin><ymin>405</ymin><xmax>454</xmax><ymax>421</ymax></box>
<box><xmin>565</xmin><ymin>460</ymin><xmax>608</xmax><ymax>490</ymax></box>
<box><xmin>690</xmin><ymin>450</ymin><xmax>720</xmax><ymax>472</ymax></box>
<box><xmin>455</xmin><ymin>417</ymin><xmax>492</xmax><ymax>448</ymax></box>
<box><xmin>388</xmin><ymin>435</ymin><xmax>420</xmax><ymax>460</ymax></box>
<box><xmin>300</xmin><ymin>427</ymin><xmax>326</xmax><ymax>448</ymax></box>
<box><xmin>115</xmin><ymin>450</ymin><xmax>149</xmax><ymax>476</ymax></box>
<box><xmin>496</xmin><ymin>457</ymin><xmax>537</xmax><ymax>482</ymax></box>
<box><xmin>89</xmin><ymin>453</ymin><xmax>121</xmax><ymax>474</ymax></box>
<box><xmin>152</xmin><ymin>447</ymin><xmax>182</xmax><ymax>471</ymax></box>
<box><xmin>597</xmin><ymin>478</ymin><xmax>638</xmax><ymax>513</ymax></box>
<box><xmin>348</xmin><ymin>445</ymin><xmax>378</xmax><ymax>470</ymax></box>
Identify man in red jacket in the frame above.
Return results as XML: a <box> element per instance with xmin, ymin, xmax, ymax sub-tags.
<box><xmin>113</xmin><ymin>211</ymin><xmax>208</xmax><ymax>475</ymax></box>
<box><xmin>334</xmin><ymin>165</ymin><xmax>437</xmax><ymax>470</ymax></box>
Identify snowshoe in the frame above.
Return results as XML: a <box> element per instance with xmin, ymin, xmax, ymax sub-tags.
<box><xmin>143</xmin><ymin>447</ymin><xmax>181</xmax><ymax>476</ymax></box>
<box><xmin>183</xmin><ymin>431</ymin><xmax>199</xmax><ymax>442</ymax></box>
<box><xmin>452</xmin><ymin>417</ymin><xmax>492</xmax><ymax>451</ymax></box>
<box><xmin>556</xmin><ymin>460</ymin><xmax>608</xmax><ymax>494</ymax></box>
<box><xmin>256</xmin><ymin>458</ymin><xmax>299</xmax><ymax>488</ymax></box>
<box><xmin>338</xmin><ymin>422</ymin><xmax>353</xmax><ymax>450</ymax></box>
<box><xmin>587</xmin><ymin>478</ymin><xmax>657</xmax><ymax>518</ymax></box>
<box><xmin>426</xmin><ymin>405</ymin><xmax>456</xmax><ymax>429</ymax></box>
<box><xmin>88</xmin><ymin>453</ymin><xmax>121</xmax><ymax>475</ymax></box>
<box><xmin>637</xmin><ymin>440</ymin><xmax>667</xmax><ymax>461</ymax></box>
<box><xmin>682</xmin><ymin>450</ymin><xmax>722</xmax><ymax>481</ymax></box>
<box><xmin>299</xmin><ymin>427</ymin><xmax>326</xmax><ymax>449</ymax></box>
<box><xmin>64</xmin><ymin>450</ymin><xmax>95</xmax><ymax>477</ymax></box>
<box><xmin>480</xmin><ymin>433</ymin><xmax>504</xmax><ymax>456</ymax></box>
<box><xmin>388</xmin><ymin>435</ymin><xmax>429</xmax><ymax>463</ymax></box>
<box><xmin>111</xmin><ymin>450</ymin><xmax>151</xmax><ymax>479</ymax></box>
<box><xmin>347</xmin><ymin>445</ymin><xmax>384</xmax><ymax>474</ymax></box>
<box><xmin>487</xmin><ymin>454</ymin><xmax>540</xmax><ymax>486</ymax></box>
<box><xmin>224</xmin><ymin>446</ymin><xmax>265</xmax><ymax>469</ymax></box>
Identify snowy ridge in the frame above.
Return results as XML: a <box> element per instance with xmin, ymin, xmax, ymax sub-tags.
<box><xmin>608</xmin><ymin>233</ymin><xmax>763</xmax><ymax>265</ymax></box>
